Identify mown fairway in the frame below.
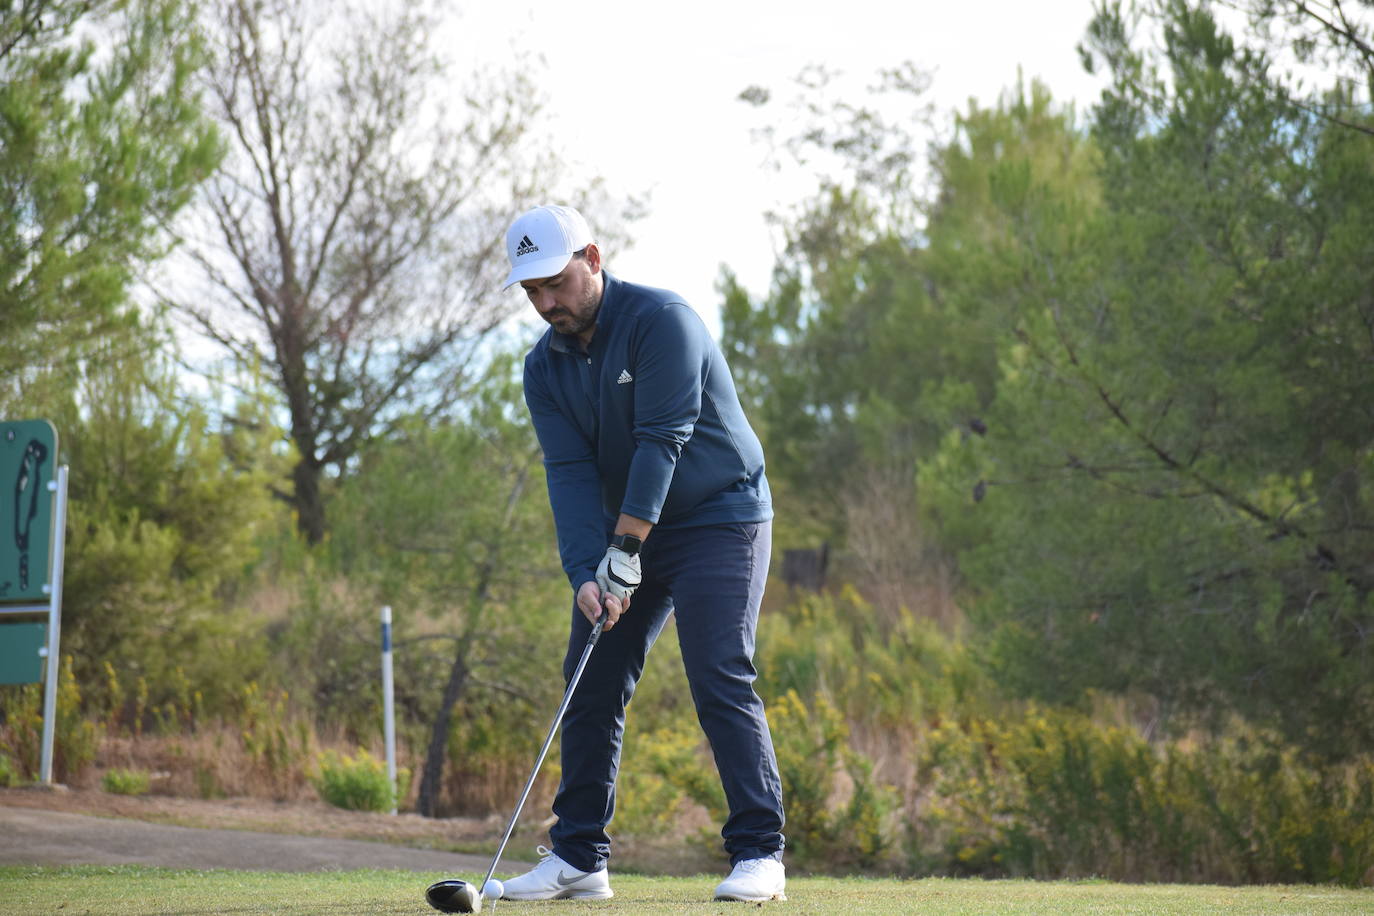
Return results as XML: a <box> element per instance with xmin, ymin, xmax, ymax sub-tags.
<box><xmin>1</xmin><ymin>867</ymin><xmax>1371</xmax><ymax>915</ymax></box>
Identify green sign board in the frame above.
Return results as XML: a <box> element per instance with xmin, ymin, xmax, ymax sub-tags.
<box><xmin>0</xmin><ymin>622</ymin><xmax>46</xmax><ymax>684</ymax></box>
<box><xmin>0</xmin><ymin>420</ymin><xmax>59</xmax><ymax>604</ymax></box>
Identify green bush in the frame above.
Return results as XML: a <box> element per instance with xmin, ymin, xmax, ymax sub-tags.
<box><xmin>769</xmin><ymin>689</ymin><xmax>898</xmax><ymax>869</ymax></box>
<box><xmin>0</xmin><ymin>752</ymin><xmax>21</xmax><ymax>787</ymax></box>
<box><xmin>101</xmin><ymin>768</ymin><xmax>151</xmax><ymax>796</ymax></box>
<box><xmin>312</xmin><ymin>749</ymin><xmax>408</xmax><ymax>813</ymax></box>
<box><xmin>624</xmin><ymin>682</ymin><xmax>899</xmax><ymax>871</ymax></box>
<box><xmin>915</xmin><ymin>706</ymin><xmax>1374</xmax><ymax>886</ymax></box>
<box><xmin>758</xmin><ymin>587</ymin><xmax>986</xmax><ymax>730</ymax></box>
<box><xmin>607</xmin><ymin>606</ymin><xmax>902</xmax><ymax>870</ymax></box>
<box><xmin>192</xmin><ymin>756</ymin><xmax>225</xmax><ymax>800</ymax></box>
<box><xmin>615</xmin><ymin>721</ymin><xmax>719</xmax><ymax>838</ymax></box>
<box><xmin>240</xmin><ymin>681</ymin><xmax>311</xmax><ymax>799</ymax></box>
<box><xmin>0</xmin><ymin>656</ymin><xmax>98</xmax><ymax>783</ymax></box>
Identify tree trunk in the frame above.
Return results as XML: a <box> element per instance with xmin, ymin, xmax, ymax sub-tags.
<box><xmin>291</xmin><ymin>458</ymin><xmax>326</xmax><ymax>545</ymax></box>
<box><xmin>416</xmin><ymin>644</ymin><xmax>469</xmax><ymax>817</ymax></box>
<box><xmin>415</xmin><ymin>466</ymin><xmax>527</xmax><ymax>816</ymax></box>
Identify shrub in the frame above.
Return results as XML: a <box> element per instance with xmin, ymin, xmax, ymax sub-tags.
<box><xmin>914</xmin><ymin>706</ymin><xmax>1374</xmax><ymax>886</ymax></box>
<box><xmin>769</xmin><ymin>689</ymin><xmax>898</xmax><ymax>869</ymax></box>
<box><xmin>0</xmin><ymin>752</ymin><xmax>20</xmax><ymax>787</ymax></box>
<box><xmin>611</xmin><ymin>654</ymin><xmax>903</xmax><ymax>872</ymax></box>
<box><xmin>240</xmin><ymin>681</ymin><xmax>310</xmax><ymax>799</ymax></box>
<box><xmin>615</xmin><ymin>721</ymin><xmax>717</xmax><ymax>838</ymax></box>
<box><xmin>194</xmin><ymin>762</ymin><xmax>224</xmax><ymax>800</ymax></box>
<box><xmin>101</xmin><ymin>768</ymin><xmax>151</xmax><ymax>796</ymax></box>
<box><xmin>759</xmin><ymin>588</ymin><xmax>983</xmax><ymax>730</ymax></box>
<box><xmin>0</xmin><ymin>656</ymin><xmax>98</xmax><ymax>783</ymax></box>
<box><xmin>312</xmin><ymin>749</ymin><xmax>408</xmax><ymax>813</ymax></box>
<box><xmin>628</xmin><ymin>683</ymin><xmax>901</xmax><ymax>871</ymax></box>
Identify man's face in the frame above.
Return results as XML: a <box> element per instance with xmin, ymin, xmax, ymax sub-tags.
<box><xmin>521</xmin><ymin>245</ymin><xmax>603</xmax><ymax>339</ymax></box>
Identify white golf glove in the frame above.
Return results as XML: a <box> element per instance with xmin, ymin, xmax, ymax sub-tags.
<box><xmin>596</xmin><ymin>544</ymin><xmax>641</xmax><ymax>607</ymax></box>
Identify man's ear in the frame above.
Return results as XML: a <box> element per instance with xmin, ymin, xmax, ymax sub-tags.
<box><xmin>583</xmin><ymin>242</ymin><xmax>602</xmax><ymax>272</ymax></box>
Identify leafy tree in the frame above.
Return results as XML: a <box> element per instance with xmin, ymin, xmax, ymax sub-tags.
<box><xmin>168</xmin><ymin>0</ymin><xmax>604</xmax><ymax>544</ymax></box>
<box><xmin>722</xmin><ymin>76</ymin><xmax>1096</xmax><ymax>617</ymax></box>
<box><xmin>47</xmin><ymin>326</ymin><xmax>282</xmax><ymax>716</ymax></box>
<box><xmin>0</xmin><ymin>0</ymin><xmax>220</xmax><ymax>405</ymax></box>
<box><xmin>922</xmin><ymin>0</ymin><xmax>1374</xmax><ymax>757</ymax></box>
<box><xmin>324</xmin><ymin>357</ymin><xmax>566</xmax><ymax>816</ymax></box>
<box><xmin>724</xmin><ymin>64</ymin><xmax>939</xmax><ymax>517</ymax></box>
<box><xmin>1228</xmin><ymin>0</ymin><xmax>1374</xmax><ymax>137</ymax></box>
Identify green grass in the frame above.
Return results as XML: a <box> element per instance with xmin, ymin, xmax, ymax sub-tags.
<box><xmin>1</xmin><ymin>867</ymin><xmax>1371</xmax><ymax>915</ymax></box>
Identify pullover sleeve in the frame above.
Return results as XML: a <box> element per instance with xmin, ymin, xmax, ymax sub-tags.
<box><xmin>620</xmin><ymin>303</ymin><xmax>709</xmax><ymax>523</ymax></box>
<box><xmin>524</xmin><ymin>359</ymin><xmax>604</xmax><ymax>591</ymax></box>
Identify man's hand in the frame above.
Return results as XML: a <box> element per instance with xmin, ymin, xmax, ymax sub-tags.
<box><xmin>576</xmin><ymin>580</ymin><xmax>627</xmax><ymax>630</ymax></box>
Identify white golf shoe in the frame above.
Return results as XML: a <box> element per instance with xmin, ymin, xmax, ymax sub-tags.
<box><xmin>499</xmin><ymin>846</ymin><xmax>613</xmax><ymax>900</ymax></box>
<box><xmin>714</xmin><ymin>856</ymin><xmax>786</xmax><ymax>902</ymax></box>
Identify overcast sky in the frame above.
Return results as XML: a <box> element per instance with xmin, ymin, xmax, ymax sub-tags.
<box><xmin>448</xmin><ymin>1</ymin><xmax>1109</xmax><ymax>334</ymax></box>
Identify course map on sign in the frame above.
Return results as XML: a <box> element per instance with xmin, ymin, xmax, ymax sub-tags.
<box><xmin>0</xmin><ymin>419</ymin><xmax>58</xmax><ymax>604</ymax></box>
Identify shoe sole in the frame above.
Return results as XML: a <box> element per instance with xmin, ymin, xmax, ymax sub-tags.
<box><xmin>714</xmin><ymin>892</ymin><xmax>787</xmax><ymax>902</ymax></box>
<box><xmin>504</xmin><ymin>889</ymin><xmax>614</xmax><ymax>901</ymax></box>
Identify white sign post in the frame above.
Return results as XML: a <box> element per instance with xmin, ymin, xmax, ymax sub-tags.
<box><xmin>38</xmin><ymin>466</ymin><xmax>70</xmax><ymax>784</ymax></box>
<box><xmin>381</xmin><ymin>605</ymin><xmax>397</xmax><ymax>814</ymax></box>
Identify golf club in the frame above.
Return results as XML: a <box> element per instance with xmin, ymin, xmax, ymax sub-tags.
<box><xmin>426</xmin><ymin>608</ymin><xmax>609</xmax><ymax>913</ymax></box>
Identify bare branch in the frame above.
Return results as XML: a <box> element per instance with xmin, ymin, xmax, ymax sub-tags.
<box><xmin>156</xmin><ymin>0</ymin><xmax>583</xmax><ymax>543</ymax></box>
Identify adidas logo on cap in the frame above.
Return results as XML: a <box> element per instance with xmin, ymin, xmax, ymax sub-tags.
<box><xmin>502</xmin><ymin>205</ymin><xmax>594</xmax><ymax>290</ymax></box>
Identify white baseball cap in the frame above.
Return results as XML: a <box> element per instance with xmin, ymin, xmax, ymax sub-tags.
<box><xmin>502</xmin><ymin>205</ymin><xmax>594</xmax><ymax>289</ymax></box>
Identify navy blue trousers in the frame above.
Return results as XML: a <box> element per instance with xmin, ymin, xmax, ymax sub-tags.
<box><xmin>548</xmin><ymin>521</ymin><xmax>785</xmax><ymax>872</ymax></box>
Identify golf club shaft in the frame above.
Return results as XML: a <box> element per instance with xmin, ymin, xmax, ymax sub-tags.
<box><xmin>480</xmin><ymin>610</ymin><xmax>607</xmax><ymax>892</ymax></box>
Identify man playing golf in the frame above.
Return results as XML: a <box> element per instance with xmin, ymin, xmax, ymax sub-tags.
<box><xmin>500</xmin><ymin>204</ymin><xmax>786</xmax><ymax>903</ymax></box>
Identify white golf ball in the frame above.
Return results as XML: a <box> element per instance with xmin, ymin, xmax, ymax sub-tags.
<box><xmin>482</xmin><ymin>879</ymin><xmax>504</xmax><ymax>900</ymax></box>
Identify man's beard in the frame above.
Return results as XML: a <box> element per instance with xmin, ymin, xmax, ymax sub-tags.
<box><xmin>548</xmin><ymin>287</ymin><xmax>601</xmax><ymax>336</ymax></box>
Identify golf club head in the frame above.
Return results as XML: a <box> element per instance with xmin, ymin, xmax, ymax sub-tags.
<box><xmin>426</xmin><ymin>878</ymin><xmax>481</xmax><ymax>913</ymax></box>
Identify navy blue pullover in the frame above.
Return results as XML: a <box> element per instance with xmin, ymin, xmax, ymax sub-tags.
<box><xmin>523</xmin><ymin>270</ymin><xmax>772</xmax><ymax>592</ymax></box>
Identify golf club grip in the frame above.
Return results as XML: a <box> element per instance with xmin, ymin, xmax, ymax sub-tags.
<box><xmin>480</xmin><ymin>608</ymin><xmax>608</xmax><ymax>892</ymax></box>
<box><xmin>588</xmin><ymin>607</ymin><xmax>608</xmax><ymax>644</ymax></box>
